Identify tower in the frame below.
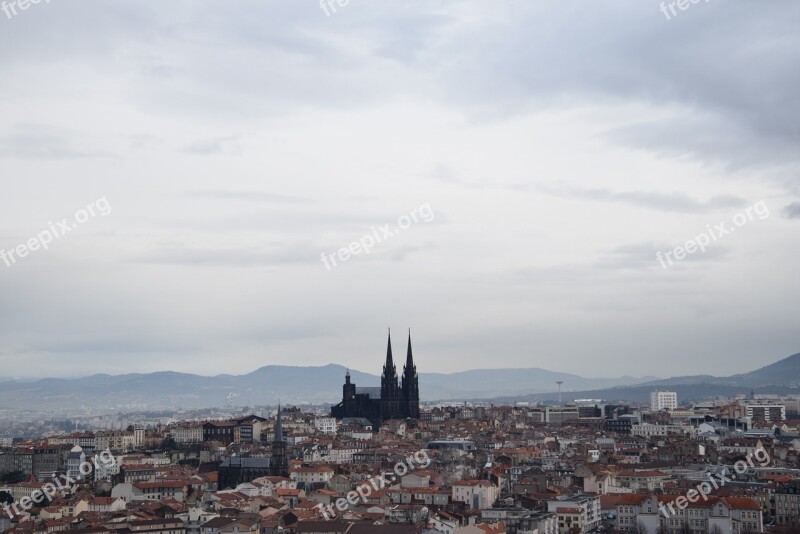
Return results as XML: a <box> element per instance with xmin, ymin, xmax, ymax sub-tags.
<box><xmin>270</xmin><ymin>404</ymin><xmax>288</xmax><ymax>477</ymax></box>
<box><xmin>401</xmin><ymin>329</ymin><xmax>420</xmax><ymax>419</ymax></box>
<box><xmin>381</xmin><ymin>329</ymin><xmax>401</xmax><ymax>421</ymax></box>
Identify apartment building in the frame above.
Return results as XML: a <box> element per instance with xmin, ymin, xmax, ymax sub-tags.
<box><xmin>613</xmin><ymin>494</ymin><xmax>762</xmax><ymax>534</ymax></box>
<box><xmin>546</xmin><ymin>494</ymin><xmax>601</xmax><ymax>533</ymax></box>
<box><xmin>774</xmin><ymin>480</ymin><xmax>800</xmax><ymax>526</ymax></box>
<box><xmin>170</xmin><ymin>425</ymin><xmax>204</xmax><ymax>444</ymax></box>
<box><xmin>651</xmin><ymin>391</ymin><xmax>678</xmax><ymax>412</ymax></box>
<box><xmin>452</xmin><ymin>480</ymin><xmax>499</xmax><ymax>510</ymax></box>
<box><xmin>744</xmin><ymin>400</ymin><xmax>786</xmax><ymax>422</ymax></box>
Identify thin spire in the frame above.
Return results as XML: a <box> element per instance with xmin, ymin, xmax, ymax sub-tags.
<box><xmin>385</xmin><ymin>328</ymin><xmax>394</xmax><ymax>368</ymax></box>
<box><xmin>275</xmin><ymin>402</ymin><xmax>283</xmax><ymax>442</ymax></box>
<box><xmin>406</xmin><ymin>328</ymin><xmax>414</xmax><ymax>369</ymax></box>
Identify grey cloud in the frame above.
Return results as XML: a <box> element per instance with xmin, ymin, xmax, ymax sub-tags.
<box><xmin>784</xmin><ymin>202</ymin><xmax>800</xmax><ymax>219</ymax></box>
<box><xmin>0</xmin><ymin>124</ymin><xmax>109</xmax><ymax>160</ymax></box>
<box><xmin>184</xmin><ymin>190</ymin><xmax>311</xmax><ymax>204</ymax></box>
<box><xmin>540</xmin><ymin>184</ymin><xmax>747</xmax><ymax>213</ymax></box>
<box><xmin>135</xmin><ymin>242</ymin><xmax>318</xmax><ymax>267</ymax></box>
<box><xmin>183</xmin><ymin>135</ymin><xmax>242</xmax><ymax>155</ymax></box>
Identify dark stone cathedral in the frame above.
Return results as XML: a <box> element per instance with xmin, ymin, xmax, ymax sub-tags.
<box><xmin>331</xmin><ymin>330</ymin><xmax>420</xmax><ymax>428</ymax></box>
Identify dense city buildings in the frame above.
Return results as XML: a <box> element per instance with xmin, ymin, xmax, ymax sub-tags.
<box><xmin>2</xmin><ymin>379</ymin><xmax>800</xmax><ymax>534</ymax></box>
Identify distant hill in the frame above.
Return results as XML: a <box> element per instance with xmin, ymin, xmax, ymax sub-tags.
<box><xmin>0</xmin><ymin>364</ymin><xmax>654</xmax><ymax>412</ymax></box>
<box><xmin>0</xmin><ymin>352</ymin><xmax>796</xmax><ymax>412</ymax></box>
<box><xmin>490</xmin><ymin>352</ymin><xmax>800</xmax><ymax>404</ymax></box>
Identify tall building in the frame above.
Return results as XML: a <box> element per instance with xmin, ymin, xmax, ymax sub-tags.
<box><xmin>650</xmin><ymin>390</ymin><xmax>678</xmax><ymax>411</ymax></box>
<box><xmin>331</xmin><ymin>329</ymin><xmax>420</xmax><ymax>428</ymax></box>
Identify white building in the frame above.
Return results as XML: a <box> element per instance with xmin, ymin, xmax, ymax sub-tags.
<box><xmin>290</xmin><ymin>466</ymin><xmax>335</xmax><ymax>484</ymax></box>
<box><xmin>66</xmin><ymin>446</ymin><xmax>87</xmax><ymax>481</ymax></box>
<box><xmin>546</xmin><ymin>495</ymin><xmax>601</xmax><ymax>533</ymax></box>
<box><xmin>314</xmin><ymin>417</ymin><xmax>338</xmax><ymax>434</ymax></box>
<box><xmin>452</xmin><ymin>480</ymin><xmax>499</xmax><ymax>510</ymax></box>
<box><xmin>171</xmin><ymin>424</ymin><xmax>204</xmax><ymax>444</ymax></box>
<box><xmin>650</xmin><ymin>391</ymin><xmax>678</xmax><ymax>411</ymax></box>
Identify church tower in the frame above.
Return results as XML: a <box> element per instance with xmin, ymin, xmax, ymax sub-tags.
<box><xmin>401</xmin><ymin>329</ymin><xmax>420</xmax><ymax>419</ymax></box>
<box><xmin>380</xmin><ymin>329</ymin><xmax>401</xmax><ymax>421</ymax></box>
<box><xmin>270</xmin><ymin>404</ymin><xmax>288</xmax><ymax>477</ymax></box>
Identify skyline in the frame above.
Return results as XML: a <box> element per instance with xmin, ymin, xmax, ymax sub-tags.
<box><xmin>1</xmin><ymin>1</ymin><xmax>799</xmax><ymax>379</ymax></box>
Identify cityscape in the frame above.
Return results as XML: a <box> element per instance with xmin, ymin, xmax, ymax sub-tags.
<box><xmin>2</xmin><ymin>2</ymin><xmax>799</xmax><ymax>534</ymax></box>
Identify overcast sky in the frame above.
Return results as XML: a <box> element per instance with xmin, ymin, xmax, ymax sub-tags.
<box><xmin>0</xmin><ymin>0</ymin><xmax>798</xmax><ymax>381</ymax></box>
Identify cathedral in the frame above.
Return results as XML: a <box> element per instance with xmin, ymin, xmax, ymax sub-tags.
<box><xmin>330</xmin><ymin>330</ymin><xmax>420</xmax><ymax>428</ymax></box>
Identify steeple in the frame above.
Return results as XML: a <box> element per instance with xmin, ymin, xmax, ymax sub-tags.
<box><xmin>401</xmin><ymin>328</ymin><xmax>420</xmax><ymax>419</ymax></box>
<box><xmin>270</xmin><ymin>402</ymin><xmax>288</xmax><ymax>477</ymax></box>
<box><xmin>381</xmin><ymin>328</ymin><xmax>399</xmax><ymax>401</ymax></box>
<box><xmin>404</xmin><ymin>328</ymin><xmax>415</xmax><ymax>375</ymax></box>
<box><xmin>384</xmin><ymin>328</ymin><xmax>395</xmax><ymax>372</ymax></box>
<box><xmin>274</xmin><ymin>402</ymin><xmax>283</xmax><ymax>442</ymax></box>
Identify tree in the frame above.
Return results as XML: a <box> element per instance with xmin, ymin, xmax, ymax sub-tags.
<box><xmin>0</xmin><ymin>490</ymin><xmax>13</xmax><ymax>505</ymax></box>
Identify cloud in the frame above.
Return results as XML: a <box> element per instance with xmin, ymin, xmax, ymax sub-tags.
<box><xmin>183</xmin><ymin>135</ymin><xmax>242</xmax><ymax>155</ymax></box>
<box><xmin>783</xmin><ymin>202</ymin><xmax>800</xmax><ymax>220</ymax></box>
<box><xmin>184</xmin><ymin>190</ymin><xmax>311</xmax><ymax>204</ymax></box>
<box><xmin>539</xmin><ymin>184</ymin><xmax>747</xmax><ymax>213</ymax></box>
<box><xmin>0</xmin><ymin>124</ymin><xmax>110</xmax><ymax>160</ymax></box>
<box><xmin>135</xmin><ymin>242</ymin><xmax>318</xmax><ymax>267</ymax></box>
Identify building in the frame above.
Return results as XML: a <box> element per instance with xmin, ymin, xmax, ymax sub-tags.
<box><xmin>650</xmin><ymin>391</ymin><xmax>678</xmax><ymax>412</ymax></box>
<box><xmin>452</xmin><ymin>480</ymin><xmax>499</xmax><ymax>510</ymax></box>
<box><xmin>314</xmin><ymin>417</ymin><xmax>338</xmax><ymax>434</ymax></box>
<box><xmin>745</xmin><ymin>399</ymin><xmax>786</xmax><ymax>422</ymax></box>
<box><xmin>170</xmin><ymin>424</ymin><xmax>204</xmax><ymax>444</ymax></box>
<box><xmin>546</xmin><ymin>494</ymin><xmax>601</xmax><ymax>533</ymax></box>
<box><xmin>331</xmin><ymin>330</ymin><xmax>420</xmax><ymax>428</ymax></box>
<box><xmin>481</xmin><ymin>507</ymin><xmax>558</xmax><ymax>534</ymax></box>
<box><xmin>289</xmin><ymin>466</ymin><xmax>334</xmax><ymax>485</ymax></box>
<box><xmin>774</xmin><ymin>480</ymin><xmax>800</xmax><ymax>526</ymax></box>
<box><xmin>66</xmin><ymin>445</ymin><xmax>87</xmax><ymax>482</ymax></box>
<box><xmin>216</xmin><ymin>408</ymin><xmax>288</xmax><ymax>489</ymax></box>
<box><xmin>202</xmin><ymin>416</ymin><xmax>267</xmax><ymax>445</ymax></box>
<box><xmin>613</xmin><ymin>494</ymin><xmax>762</xmax><ymax>534</ymax></box>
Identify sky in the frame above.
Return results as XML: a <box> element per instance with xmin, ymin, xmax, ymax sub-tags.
<box><xmin>0</xmin><ymin>0</ymin><xmax>798</xmax><ymax>380</ymax></box>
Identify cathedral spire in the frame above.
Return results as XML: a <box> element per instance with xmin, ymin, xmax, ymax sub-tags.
<box><xmin>384</xmin><ymin>328</ymin><xmax>395</xmax><ymax>372</ymax></box>
<box><xmin>405</xmin><ymin>328</ymin><xmax>414</xmax><ymax>373</ymax></box>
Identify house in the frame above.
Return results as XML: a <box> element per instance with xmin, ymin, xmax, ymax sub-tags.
<box><xmin>452</xmin><ymin>480</ymin><xmax>499</xmax><ymax>510</ymax></box>
<box><xmin>88</xmin><ymin>496</ymin><xmax>127</xmax><ymax>513</ymax></box>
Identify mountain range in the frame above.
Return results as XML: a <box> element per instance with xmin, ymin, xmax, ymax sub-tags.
<box><xmin>0</xmin><ymin>352</ymin><xmax>797</xmax><ymax>412</ymax></box>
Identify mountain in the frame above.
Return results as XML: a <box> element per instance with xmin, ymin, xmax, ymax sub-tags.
<box><xmin>0</xmin><ymin>353</ymin><xmax>796</xmax><ymax>412</ymax></box>
<box><xmin>0</xmin><ymin>364</ymin><xmax>655</xmax><ymax>412</ymax></box>
<box><xmin>486</xmin><ymin>353</ymin><xmax>800</xmax><ymax>404</ymax></box>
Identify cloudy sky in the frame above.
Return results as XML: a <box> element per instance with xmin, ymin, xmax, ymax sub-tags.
<box><xmin>0</xmin><ymin>0</ymin><xmax>798</xmax><ymax>381</ymax></box>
